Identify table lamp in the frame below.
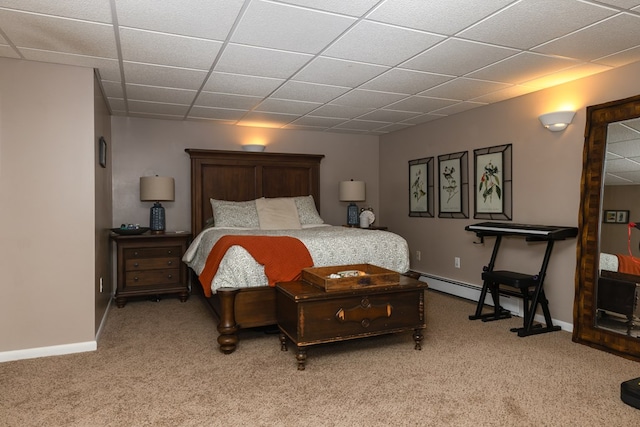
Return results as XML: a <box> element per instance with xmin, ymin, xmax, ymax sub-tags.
<box><xmin>339</xmin><ymin>180</ymin><xmax>365</xmax><ymax>226</ymax></box>
<box><xmin>140</xmin><ymin>176</ymin><xmax>175</xmax><ymax>234</ymax></box>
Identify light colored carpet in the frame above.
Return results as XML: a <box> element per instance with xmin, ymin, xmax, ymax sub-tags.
<box><xmin>1</xmin><ymin>290</ymin><xmax>639</xmax><ymax>426</ymax></box>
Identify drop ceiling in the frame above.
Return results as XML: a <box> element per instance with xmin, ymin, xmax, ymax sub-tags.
<box><xmin>1</xmin><ymin>0</ymin><xmax>640</xmax><ymax>135</ymax></box>
<box><xmin>606</xmin><ymin>117</ymin><xmax>640</xmax><ymax>185</ymax></box>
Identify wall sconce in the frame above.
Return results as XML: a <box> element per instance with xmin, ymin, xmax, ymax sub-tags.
<box><xmin>538</xmin><ymin>111</ymin><xmax>576</xmax><ymax>132</ymax></box>
<box><xmin>339</xmin><ymin>180</ymin><xmax>366</xmax><ymax>226</ymax></box>
<box><xmin>140</xmin><ymin>176</ymin><xmax>175</xmax><ymax>234</ymax></box>
<box><xmin>242</xmin><ymin>144</ymin><xmax>266</xmax><ymax>152</ymax></box>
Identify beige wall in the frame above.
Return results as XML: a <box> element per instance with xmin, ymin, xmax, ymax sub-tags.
<box><xmin>0</xmin><ymin>58</ymin><xmax>96</xmax><ymax>354</ymax></box>
<box><xmin>110</xmin><ymin>117</ymin><xmax>379</xmax><ymax>232</ymax></box>
<box><xmin>94</xmin><ymin>73</ymin><xmax>113</xmax><ymax>333</ymax></box>
<box><xmin>380</xmin><ymin>60</ymin><xmax>640</xmax><ymax>325</ymax></box>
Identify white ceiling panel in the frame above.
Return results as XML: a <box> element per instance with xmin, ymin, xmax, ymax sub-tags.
<box><xmin>231</xmin><ymin>0</ymin><xmax>355</xmax><ymax>54</ymax></box>
<box><xmin>2</xmin><ymin>0</ymin><xmax>640</xmax><ymax>134</ymax></box>
<box><xmin>271</xmin><ymin>81</ymin><xmax>350</xmax><ymax>103</ymax></box>
<box><xmin>323</xmin><ymin>20</ymin><xmax>445</xmax><ymax>66</ymax></box>
<box><xmin>114</xmin><ymin>0</ymin><xmax>245</xmax><ymax>40</ymax></box>
<box><xmin>402</xmin><ymin>39</ymin><xmax>518</xmax><ymax>76</ymax></box>
<box><xmin>360</xmin><ymin>68</ymin><xmax>453</xmax><ymax>95</ymax></box>
<box><xmin>293</xmin><ymin>57</ymin><xmax>388</xmax><ymax>87</ymax></box>
<box><xmin>0</xmin><ymin>9</ymin><xmax>117</xmax><ymax>58</ymax></box>
<box><xmin>214</xmin><ymin>43</ymin><xmax>312</xmax><ymax>78</ymax></box>
<box><xmin>534</xmin><ymin>13</ymin><xmax>640</xmax><ymax>61</ymax></box>
<box><xmin>125</xmin><ymin>84</ymin><xmax>197</xmax><ymax>105</ymax></box>
<box><xmin>459</xmin><ymin>0</ymin><xmax>616</xmax><ymax>49</ymax></box>
<box><xmin>119</xmin><ymin>28</ymin><xmax>222</xmax><ymax>70</ymax></box>
<box><xmin>203</xmin><ymin>72</ymin><xmax>284</xmax><ymax>97</ymax></box>
<box><xmin>367</xmin><ymin>0</ymin><xmax>514</xmax><ymax>35</ymax></box>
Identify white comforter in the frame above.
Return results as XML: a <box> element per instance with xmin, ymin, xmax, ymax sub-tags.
<box><xmin>182</xmin><ymin>225</ymin><xmax>410</xmax><ymax>294</ymax></box>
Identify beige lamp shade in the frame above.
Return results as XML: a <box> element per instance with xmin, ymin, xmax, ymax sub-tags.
<box><xmin>339</xmin><ymin>180</ymin><xmax>365</xmax><ymax>202</ymax></box>
<box><xmin>140</xmin><ymin>176</ymin><xmax>175</xmax><ymax>201</ymax></box>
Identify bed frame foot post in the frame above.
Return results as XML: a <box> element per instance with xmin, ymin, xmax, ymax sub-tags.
<box><xmin>217</xmin><ymin>287</ymin><xmax>240</xmax><ymax>354</ymax></box>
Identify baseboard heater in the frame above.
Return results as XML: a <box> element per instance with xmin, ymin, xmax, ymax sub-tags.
<box><xmin>417</xmin><ymin>272</ymin><xmax>521</xmax><ymax>316</ymax></box>
<box><xmin>416</xmin><ymin>272</ymin><xmax>573</xmax><ymax>333</ymax></box>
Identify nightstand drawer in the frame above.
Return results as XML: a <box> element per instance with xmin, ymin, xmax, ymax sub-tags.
<box><xmin>125</xmin><ymin>268</ymin><xmax>180</xmax><ymax>287</ymax></box>
<box><xmin>125</xmin><ymin>257</ymin><xmax>180</xmax><ymax>271</ymax></box>
<box><xmin>124</xmin><ymin>246</ymin><xmax>182</xmax><ymax>259</ymax></box>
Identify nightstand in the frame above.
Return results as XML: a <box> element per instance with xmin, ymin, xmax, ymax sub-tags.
<box><xmin>111</xmin><ymin>232</ymin><xmax>191</xmax><ymax>308</ymax></box>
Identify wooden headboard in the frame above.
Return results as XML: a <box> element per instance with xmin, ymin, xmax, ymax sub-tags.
<box><xmin>185</xmin><ymin>149</ymin><xmax>324</xmax><ymax>236</ymax></box>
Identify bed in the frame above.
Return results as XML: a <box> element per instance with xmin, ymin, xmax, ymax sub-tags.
<box><xmin>183</xmin><ymin>149</ymin><xmax>410</xmax><ymax>353</ymax></box>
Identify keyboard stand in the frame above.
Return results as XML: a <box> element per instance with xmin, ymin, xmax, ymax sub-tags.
<box><xmin>467</xmin><ymin>224</ymin><xmax>573</xmax><ymax>337</ymax></box>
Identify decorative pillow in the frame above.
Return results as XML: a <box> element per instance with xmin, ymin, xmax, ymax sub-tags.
<box><xmin>293</xmin><ymin>195</ymin><xmax>324</xmax><ymax>225</ymax></box>
<box><xmin>256</xmin><ymin>197</ymin><xmax>302</xmax><ymax>230</ymax></box>
<box><xmin>209</xmin><ymin>199</ymin><xmax>260</xmax><ymax>228</ymax></box>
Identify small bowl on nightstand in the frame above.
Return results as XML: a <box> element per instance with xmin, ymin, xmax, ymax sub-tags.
<box><xmin>110</xmin><ymin>227</ymin><xmax>150</xmax><ymax>235</ymax></box>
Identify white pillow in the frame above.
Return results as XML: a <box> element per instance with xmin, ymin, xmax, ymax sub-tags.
<box><xmin>256</xmin><ymin>197</ymin><xmax>302</xmax><ymax>230</ymax></box>
<box><xmin>209</xmin><ymin>199</ymin><xmax>260</xmax><ymax>228</ymax></box>
<box><xmin>293</xmin><ymin>195</ymin><xmax>324</xmax><ymax>225</ymax></box>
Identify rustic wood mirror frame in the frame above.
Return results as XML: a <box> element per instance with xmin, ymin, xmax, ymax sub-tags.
<box><xmin>573</xmin><ymin>94</ymin><xmax>640</xmax><ymax>361</ymax></box>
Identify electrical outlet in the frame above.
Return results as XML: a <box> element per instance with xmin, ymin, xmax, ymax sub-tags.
<box><xmin>454</xmin><ymin>257</ymin><xmax>461</xmax><ymax>268</ymax></box>
<box><xmin>416</xmin><ymin>250</ymin><xmax>421</xmax><ymax>261</ymax></box>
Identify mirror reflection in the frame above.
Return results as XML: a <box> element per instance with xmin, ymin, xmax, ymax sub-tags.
<box><xmin>597</xmin><ymin>117</ymin><xmax>640</xmax><ymax>337</ymax></box>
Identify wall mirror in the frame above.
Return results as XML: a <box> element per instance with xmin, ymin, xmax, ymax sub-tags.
<box><xmin>574</xmin><ymin>94</ymin><xmax>640</xmax><ymax>361</ymax></box>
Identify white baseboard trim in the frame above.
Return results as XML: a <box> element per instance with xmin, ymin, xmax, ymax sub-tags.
<box><xmin>0</xmin><ymin>341</ymin><xmax>97</xmax><ymax>363</ymax></box>
<box><xmin>418</xmin><ymin>272</ymin><xmax>573</xmax><ymax>333</ymax></box>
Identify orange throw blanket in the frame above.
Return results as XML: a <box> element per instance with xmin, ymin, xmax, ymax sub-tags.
<box><xmin>616</xmin><ymin>254</ymin><xmax>640</xmax><ymax>276</ymax></box>
<box><xmin>198</xmin><ymin>235</ymin><xmax>313</xmax><ymax>297</ymax></box>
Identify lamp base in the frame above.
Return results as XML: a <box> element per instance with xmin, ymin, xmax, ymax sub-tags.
<box><xmin>150</xmin><ymin>202</ymin><xmax>166</xmax><ymax>233</ymax></box>
<box><xmin>347</xmin><ymin>203</ymin><xmax>359</xmax><ymax>226</ymax></box>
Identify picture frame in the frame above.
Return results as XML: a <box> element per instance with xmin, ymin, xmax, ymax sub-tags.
<box><xmin>473</xmin><ymin>144</ymin><xmax>512</xmax><ymax>220</ymax></box>
<box><xmin>438</xmin><ymin>151</ymin><xmax>468</xmax><ymax>219</ymax></box>
<box><xmin>408</xmin><ymin>157</ymin><xmax>434</xmax><ymax>217</ymax></box>
<box><xmin>604</xmin><ymin>210</ymin><xmax>629</xmax><ymax>224</ymax></box>
<box><xmin>99</xmin><ymin>136</ymin><xmax>107</xmax><ymax>168</ymax></box>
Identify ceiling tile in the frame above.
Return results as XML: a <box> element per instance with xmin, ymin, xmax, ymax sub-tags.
<box><xmin>402</xmin><ymin>38</ymin><xmax>517</xmax><ymax>76</ymax></box>
<box><xmin>238</xmin><ymin>111</ymin><xmax>298</xmax><ymax>127</ymax></box>
<box><xmin>420</xmin><ymin>78</ymin><xmax>510</xmax><ymax>100</ymax></box>
<box><xmin>357</xmin><ymin>109</ymin><xmax>421</xmax><ymax>122</ymax></box>
<box><xmin>288</xmin><ymin>115</ymin><xmax>348</xmax><ymax>127</ymax></box>
<box><xmin>459</xmin><ymin>0</ymin><xmax>616</xmax><ymax>49</ymax></box>
<box><xmin>431</xmin><ymin>101</ymin><xmax>486</xmax><ymax>115</ymax></box>
<box><xmin>127</xmin><ymin>100</ymin><xmax>190</xmax><ymax>116</ymax></box>
<box><xmin>374</xmin><ymin>123</ymin><xmax>413</xmax><ymax>133</ymax></box>
<box><xmin>255</xmin><ymin>98</ymin><xmax>321</xmax><ymax>115</ymax></box>
<box><xmin>231</xmin><ymin>0</ymin><xmax>355</xmax><ymax>54</ymax></box>
<box><xmin>273</xmin><ymin>0</ymin><xmax>380</xmax><ymax>16</ymax></box>
<box><xmin>188</xmin><ymin>106</ymin><xmax>247</xmax><ymax>121</ymax></box>
<box><xmin>0</xmin><ymin>9</ymin><xmax>117</xmax><ymax>58</ymax></box>
<box><xmin>468</xmin><ymin>52</ymin><xmax>580</xmax><ymax>84</ymax></box>
<box><xmin>107</xmin><ymin>97</ymin><xmax>125</xmax><ymax>112</ymax></box>
<box><xmin>333</xmin><ymin>119</ymin><xmax>391</xmax><ymax>131</ymax></box>
<box><xmin>114</xmin><ymin>0</ymin><xmax>244</xmax><ymax>40</ymax></box>
<box><xmin>271</xmin><ymin>81</ymin><xmax>350</xmax><ymax>103</ymax></box>
<box><xmin>402</xmin><ymin>113</ymin><xmax>446</xmax><ymax>125</ymax></box>
<box><xmin>360</xmin><ymin>68</ymin><xmax>453</xmax><ymax>95</ymax></box>
<box><xmin>126</xmin><ymin>84</ymin><xmax>197</xmax><ymax>105</ymax></box>
<box><xmin>123</xmin><ymin>61</ymin><xmax>208</xmax><ymax>89</ymax></box>
<box><xmin>0</xmin><ymin>44</ymin><xmax>19</xmax><ymax>58</ymax></box>
<box><xmin>0</xmin><ymin>0</ymin><xmax>113</xmax><ymax>22</ymax></box>
<box><xmin>595</xmin><ymin>45</ymin><xmax>640</xmax><ymax>67</ymax></box>
<box><xmin>195</xmin><ymin>91</ymin><xmax>263</xmax><ymax>110</ymax></box>
<box><xmin>293</xmin><ymin>56</ymin><xmax>388</xmax><ymax>87</ymax></box>
<box><xmin>598</xmin><ymin>0</ymin><xmax>640</xmax><ymax>8</ymax></box>
<box><xmin>385</xmin><ymin>95</ymin><xmax>458</xmax><ymax>113</ymax></box>
<box><xmin>521</xmin><ymin>62</ymin><xmax>611</xmax><ymax>89</ymax></box>
<box><xmin>367</xmin><ymin>0</ymin><xmax>513</xmax><ymax>35</ymax></box>
<box><xmin>470</xmin><ymin>85</ymin><xmax>537</xmax><ymax>103</ymax></box>
<box><xmin>203</xmin><ymin>72</ymin><xmax>284</xmax><ymax>97</ymax></box>
<box><xmin>324</xmin><ymin>20</ymin><xmax>445</xmax><ymax>66</ymax></box>
<box><xmin>308</xmin><ymin>104</ymin><xmax>375</xmax><ymax>119</ymax></box>
<box><xmin>215</xmin><ymin>43</ymin><xmax>312</xmax><ymax>78</ymax></box>
<box><xmin>119</xmin><ymin>28</ymin><xmax>222</xmax><ymax>70</ymax></box>
<box><xmin>331</xmin><ymin>89</ymin><xmax>406</xmax><ymax>108</ymax></box>
<box><xmin>19</xmin><ymin>48</ymin><xmax>121</xmax><ymax>80</ymax></box>
<box><xmin>101</xmin><ymin>80</ymin><xmax>124</xmax><ymax>98</ymax></box>
<box><xmin>534</xmin><ymin>13</ymin><xmax>640</xmax><ymax>61</ymax></box>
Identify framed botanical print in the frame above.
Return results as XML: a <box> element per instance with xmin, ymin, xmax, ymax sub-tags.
<box><xmin>409</xmin><ymin>157</ymin><xmax>434</xmax><ymax>217</ymax></box>
<box><xmin>473</xmin><ymin>144</ymin><xmax>512</xmax><ymax>220</ymax></box>
<box><xmin>438</xmin><ymin>151</ymin><xmax>468</xmax><ymax>218</ymax></box>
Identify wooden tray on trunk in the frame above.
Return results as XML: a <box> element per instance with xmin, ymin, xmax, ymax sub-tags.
<box><xmin>301</xmin><ymin>263</ymin><xmax>400</xmax><ymax>292</ymax></box>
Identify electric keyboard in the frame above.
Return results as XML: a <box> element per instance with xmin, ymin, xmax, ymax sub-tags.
<box><xmin>465</xmin><ymin>222</ymin><xmax>578</xmax><ymax>240</ymax></box>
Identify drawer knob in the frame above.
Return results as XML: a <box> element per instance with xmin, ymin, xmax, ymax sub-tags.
<box><xmin>361</xmin><ymin>319</ymin><xmax>371</xmax><ymax>328</ymax></box>
<box><xmin>133</xmin><ymin>262</ymin><xmax>139</xmax><ymax>268</ymax></box>
<box><xmin>133</xmin><ymin>276</ymin><xmax>139</xmax><ymax>282</ymax></box>
<box><xmin>168</xmin><ymin>274</ymin><xmax>173</xmax><ymax>279</ymax></box>
<box><xmin>167</xmin><ymin>250</ymin><xmax>172</xmax><ymax>255</ymax></box>
<box><xmin>360</xmin><ymin>298</ymin><xmax>370</xmax><ymax>309</ymax></box>
<box><xmin>134</xmin><ymin>251</ymin><xmax>139</xmax><ymax>256</ymax></box>
<box><xmin>167</xmin><ymin>261</ymin><xmax>173</xmax><ymax>266</ymax></box>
